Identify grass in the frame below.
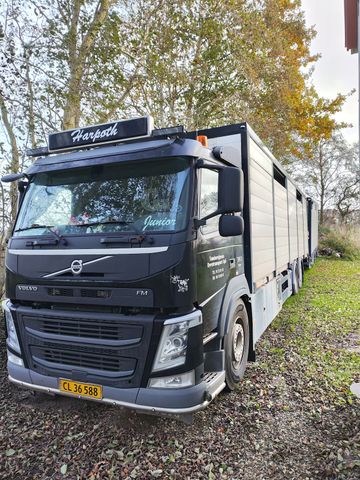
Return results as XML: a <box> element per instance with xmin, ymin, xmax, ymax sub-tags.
<box><xmin>1</xmin><ymin>256</ymin><xmax>359</xmax><ymax>479</ymax></box>
<box><xmin>263</xmin><ymin>258</ymin><xmax>360</xmax><ymax>405</ymax></box>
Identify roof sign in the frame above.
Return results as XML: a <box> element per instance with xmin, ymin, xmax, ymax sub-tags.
<box><xmin>48</xmin><ymin>116</ymin><xmax>153</xmax><ymax>152</ymax></box>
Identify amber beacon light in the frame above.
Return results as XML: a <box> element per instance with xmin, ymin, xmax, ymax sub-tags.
<box><xmin>196</xmin><ymin>135</ymin><xmax>208</xmax><ymax>147</ymax></box>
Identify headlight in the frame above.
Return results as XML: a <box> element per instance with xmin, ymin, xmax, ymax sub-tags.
<box><xmin>152</xmin><ymin>310</ymin><xmax>202</xmax><ymax>372</ymax></box>
<box><xmin>2</xmin><ymin>300</ymin><xmax>21</xmax><ymax>353</ymax></box>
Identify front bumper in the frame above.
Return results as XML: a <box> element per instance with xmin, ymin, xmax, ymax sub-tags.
<box><xmin>8</xmin><ymin>361</ymin><xmax>225</xmax><ymax>415</ymax></box>
<box><xmin>5</xmin><ymin>301</ymin><xmax>225</xmax><ymax>415</ymax></box>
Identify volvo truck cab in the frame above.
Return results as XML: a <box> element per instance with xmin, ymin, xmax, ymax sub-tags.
<box><xmin>2</xmin><ymin>116</ymin><xmax>248</xmax><ymax>419</ymax></box>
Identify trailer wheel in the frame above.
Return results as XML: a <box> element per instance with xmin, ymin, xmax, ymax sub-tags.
<box><xmin>297</xmin><ymin>261</ymin><xmax>303</xmax><ymax>289</ymax></box>
<box><xmin>291</xmin><ymin>261</ymin><xmax>299</xmax><ymax>295</ymax></box>
<box><xmin>224</xmin><ymin>301</ymin><xmax>250</xmax><ymax>391</ymax></box>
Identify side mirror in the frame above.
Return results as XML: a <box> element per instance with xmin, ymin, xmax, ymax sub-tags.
<box><xmin>218</xmin><ymin>167</ymin><xmax>243</xmax><ymax>213</ymax></box>
<box><xmin>219</xmin><ymin>215</ymin><xmax>244</xmax><ymax>237</ymax></box>
<box><xmin>195</xmin><ymin>162</ymin><xmax>244</xmax><ymax>228</ymax></box>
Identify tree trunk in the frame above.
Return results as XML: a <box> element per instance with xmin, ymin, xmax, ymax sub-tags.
<box><xmin>0</xmin><ymin>92</ymin><xmax>20</xmax><ymax>223</ymax></box>
<box><xmin>318</xmin><ymin>143</ymin><xmax>325</xmax><ymax>225</ymax></box>
<box><xmin>0</xmin><ymin>93</ymin><xmax>20</xmax><ymax>295</ymax></box>
<box><xmin>62</xmin><ymin>0</ymin><xmax>115</xmax><ymax>129</ymax></box>
<box><xmin>25</xmin><ymin>49</ymin><xmax>37</xmax><ymax>148</ymax></box>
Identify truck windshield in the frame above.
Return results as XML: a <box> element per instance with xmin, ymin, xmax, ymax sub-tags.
<box><xmin>14</xmin><ymin>157</ymin><xmax>191</xmax><ymax>237</ymax></box>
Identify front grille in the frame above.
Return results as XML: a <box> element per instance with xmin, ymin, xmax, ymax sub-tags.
<box><xmin>17</xmin><ymin>306</ymin><xmax>154</xmax><ymax>388</ymax></box>
<box><xmin>80</xmin><ymin>289</ymin><xmax>111</xmax><ymax>299</ymax></box>
<box><xmin>31</xmin><ymin>346</ymin><xmax>136</xmax><ymax>374</ymax></box>
<box><xmin>48</xmin><ymin>287</ymin><xmax>111</xmax><ymax>299</ymax></box>
<box><xmin>48</xmin><ymin>287</ymin><xmax>73</xmax><ymax>297</ymax></box>
<box><xmin>42</xmin><ymin>319</ymin><xmax>118</xmax><ymax>339</ymax></box>
<box><xmin>40</xmin><ymin>348</ymin><xmax>123</xmax><ymax>371</ymax></box>
<box><xmin>24</xmin><ymin>315</ymin><xmax>143</xmax><ymax>342</ymax></box>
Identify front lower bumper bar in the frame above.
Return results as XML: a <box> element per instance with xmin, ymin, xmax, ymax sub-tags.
<box><xmin>8</xmin><ymin>364</ymin><xmax>225</xmax><ymax>415</ymax></box>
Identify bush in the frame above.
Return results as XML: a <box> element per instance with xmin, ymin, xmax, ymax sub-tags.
<box><xmin>319</xmin><ymin>225</ymin><xmax>360</xmax><ymax>260</ymax></box>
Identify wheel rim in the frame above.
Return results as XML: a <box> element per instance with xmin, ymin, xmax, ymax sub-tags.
<box><xmin>232</xmin><ymin>320</ymin><xmax>244</xmax><ymax>369</ymax></box>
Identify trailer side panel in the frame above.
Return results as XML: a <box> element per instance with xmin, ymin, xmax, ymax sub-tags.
<box><xmin>248</xmin><ymin>138</ymin><xmax>276</xmax><ymax>285</ymax></box>
<box><xmin>303</xmin><ymin>197</ymin><xmax>309</xmax><ymax>256</ymax></box>
<box><xmin>288</xmin><ymin>182</ymin><xmax>298</xmax><ymax>262</ymax></box>
<box><xmin>274</xmin><ymin>180</ymin><xmax>289</xmax><ymax>272</ymax></box>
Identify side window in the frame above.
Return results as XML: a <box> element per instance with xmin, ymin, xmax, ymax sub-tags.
<box><xmin>200</xmin><ymin>168</ymin><xmax>219</xmax><ymax>234</ymax></box>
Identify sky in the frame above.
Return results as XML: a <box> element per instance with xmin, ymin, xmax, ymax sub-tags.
<box><xmin>301</xmin><ymin>0</ymin><xmax>358</xmax><ymax>144</ymax></box>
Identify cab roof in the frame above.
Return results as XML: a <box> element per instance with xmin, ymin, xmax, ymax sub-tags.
<box><xmin>26</xmin><ymin>138</ymin><xmax>209</xmax><ymax>175</ymax></box>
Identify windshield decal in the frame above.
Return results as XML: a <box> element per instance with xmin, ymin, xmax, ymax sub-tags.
<box><xmin>142</xmin><ymin>215</ymin><xmax>176</xmax><ymax>231</ymax></box>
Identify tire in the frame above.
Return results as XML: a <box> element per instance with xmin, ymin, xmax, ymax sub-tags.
<box><xmin>224</xmin><ymin>300</ymin><xmax>250</xmax><ymax>391</ymax></box>
<box><xmin>297</xmin><ymin>260</ymin><xmax>303</xmax><ymax>289</ymax></box>
<box><xmin>291</xmin><ymin>261</ymin><xmax>299</xmax><ymax>295</ymax></box>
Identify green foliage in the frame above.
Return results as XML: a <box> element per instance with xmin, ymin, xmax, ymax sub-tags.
<box><xmin>1</xmin><ymin>0</ymin><xmax>348</xmax><ymax>161</ymax></box>
<box><xmin>290</xmin><ymin>132</ymin><xmax>359</xmax><ymax>223</ymax></box>
<box><xmin>0</xmin><ymin>0</ymin><xmax>353</xmax><ymax>234</ymax></box>
<box><xmin>263</xmin><ymin>258</ymin><xmax>360</xmax><ymax>404</ymax></box>
<box><xmin>319</xmin><ymin>226</ymin><xmax>360</xmax><ymax>260</ymax></box>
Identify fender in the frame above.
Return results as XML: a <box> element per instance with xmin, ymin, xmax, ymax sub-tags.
<box><xmin>218</xmin><ymin>273</ymin><xmax>251</xmax><ymax>338</ymax></box>
<box><xmin>216</xmin><ymin>274</ymin><xmax>256</xmax><ymax>361</ymax></box>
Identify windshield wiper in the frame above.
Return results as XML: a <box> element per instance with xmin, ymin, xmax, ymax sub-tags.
<box><xmin>14</xmin><ymin>224</ymin><xmax>55</xmax><ymax>233</ymax></box>
<box><xmin>73</xmin><ymin>220</ymin><xmax>133</xmax><ymax>228</ymax></box>
<box><xmin>14</xmin><ymin>224</ymin><xmax>67</xmax><ymax>245</ymax></box>
<box><xmin>75</xmin><ymin>220</ymin><xmax>153</xmax><ymax>244</ymax></box>
<box><xmin>74</xmin><ymin>220</ymin><xmax>144</xmax><ymax>235</ymax></box>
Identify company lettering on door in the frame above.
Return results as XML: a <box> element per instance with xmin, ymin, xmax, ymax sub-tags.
<box><xmin>207</xmin><ymin>255</ymin><xmax>226</xmax><ymax>281</ymax></box>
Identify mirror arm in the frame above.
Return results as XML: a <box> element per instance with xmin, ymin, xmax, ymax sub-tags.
<box><xmin>194</xmin><ymin>210</ymin><xmax>228</xmax><ymax>228</ymax></box>
<box><xmin>18</xmin><ymin>180</ymin><xmax>28</xmax><ymax>193</ymax></box>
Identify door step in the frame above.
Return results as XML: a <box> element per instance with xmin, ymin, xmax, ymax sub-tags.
<box><xmin>203</xmin><ymin>371</ymin><xmax>226</xmax><ymax>399</ymax></box>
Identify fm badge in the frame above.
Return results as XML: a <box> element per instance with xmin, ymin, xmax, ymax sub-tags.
<box><xmin>70</xmin><ymin>259</ymin><xmax>83</xmax><ymax>275</ymax></box>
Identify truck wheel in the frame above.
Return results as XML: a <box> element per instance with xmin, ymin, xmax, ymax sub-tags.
<box><xmin>291</xmin><ymin>261</ymin><xmax>299</xmax><ymax>295</ymax></box>
<box><xmin>224</xmin><ymin>301</ymin><xmax>250</xmax><ymax>390</ymax></box>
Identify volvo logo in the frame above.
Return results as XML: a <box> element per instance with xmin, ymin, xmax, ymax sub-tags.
<box><xmin>18</xmin><ymin>285</ymin><xmax>38</xmax><ymax>292</ymax></box>
<box><xmin>70</xmin><ymin>259</ymin><xmax>83</xmax><ymax>275</ymax></box>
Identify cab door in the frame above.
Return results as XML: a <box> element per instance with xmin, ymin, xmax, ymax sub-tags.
<box><xmin>195</xmin><ymin>168</ymin><xmax>237</xmax><ymax>333</ymax></box>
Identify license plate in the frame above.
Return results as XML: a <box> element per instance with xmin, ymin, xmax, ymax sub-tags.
<box><xmin>59</xmin><ymin>379</ymin><xmax>102</xmax><ymax>399</ymax></box>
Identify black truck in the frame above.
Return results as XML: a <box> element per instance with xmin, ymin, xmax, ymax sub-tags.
<box><xmin>2</xmin><ymin>116</ymin><xmax>318</xmax><ymax>420</ymax></box>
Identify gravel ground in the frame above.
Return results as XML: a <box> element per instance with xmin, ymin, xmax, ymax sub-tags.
<box><xmin>0</xmin><ymin>259</ymin><xmax>359</xmax><ymax>480</ymax></box>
